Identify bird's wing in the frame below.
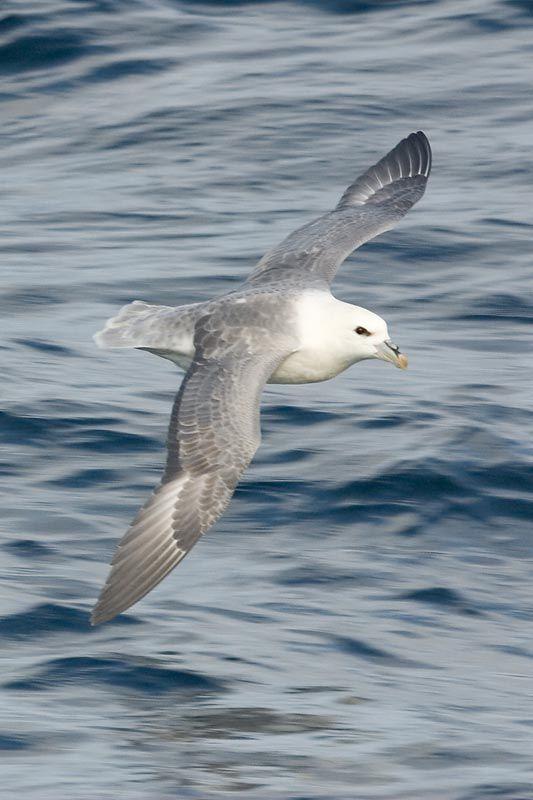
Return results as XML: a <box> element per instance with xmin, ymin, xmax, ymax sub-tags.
<box><xmin>247</xmin><ymin>131</ymin><xmax>431</xmax><ymax>287</ymax></box>
<box><xmin>91</xmin><ymin>315</ymin><xmax>293</xmax><ymax>625</ymax></box>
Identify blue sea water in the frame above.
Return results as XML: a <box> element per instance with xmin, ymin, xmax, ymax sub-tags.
<box><xmin>1</xmin><ymin>0</ymin><xmax>533</xmax><ymax>797</ymax></box>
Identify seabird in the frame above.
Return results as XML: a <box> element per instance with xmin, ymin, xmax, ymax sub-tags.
<box><xmin>91</xmin><ymin>131</ymin><xmax>431</xmax><ymax>624</ymax></box>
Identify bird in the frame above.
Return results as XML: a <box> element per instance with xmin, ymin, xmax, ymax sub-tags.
<box><xmin>91</xmin><ymin>131</ymin><xmax>431</xmax><ymax>625</ymax></box>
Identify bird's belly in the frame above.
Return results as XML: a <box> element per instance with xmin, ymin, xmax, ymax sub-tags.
<box><xmin>268</xmin><ymin>349</ymin><xmax>350</xmax><ymax>385</ymax></box>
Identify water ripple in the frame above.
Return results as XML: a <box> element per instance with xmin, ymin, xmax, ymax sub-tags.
<box><xmin>5</xmin><ymin>656</ymin><xmax>225</xmax><ymax>695</ymax></box>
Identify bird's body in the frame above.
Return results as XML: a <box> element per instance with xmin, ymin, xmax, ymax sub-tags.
<box><xmin>91</xmin><ymin>131</ymin><xmax>431</xmax><ymax>625</ymax></box>
<box><xmin>99</xmin><ymin>288</ymin><xmax>391</xmax><ymax>385</ymax></box>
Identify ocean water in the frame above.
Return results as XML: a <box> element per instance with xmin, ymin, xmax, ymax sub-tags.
<box><xmin>1</xmin><ymin>0</ymin><xmax>533</xmax><ymax>797</ymax></box>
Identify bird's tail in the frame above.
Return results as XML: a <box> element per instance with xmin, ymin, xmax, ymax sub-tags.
<box><xmin>94</xmin><ymin>300</ymin><xmax>199</xmax><ymax>350</ymax></box>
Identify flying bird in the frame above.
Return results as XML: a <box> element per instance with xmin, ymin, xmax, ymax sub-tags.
<box><xmin>91</xmin><ymin>131</ymin><xmax>431</xmax><ymax>624</ymax></box>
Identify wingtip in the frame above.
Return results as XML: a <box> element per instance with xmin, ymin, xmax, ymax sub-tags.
<box><xmin>398</xmin><ymin>130</ymin><xmax>432</xmax><ymax>179</ymax></box>
<box><xmin>408</xmin><ymin>130</ymin><xmax>429</xmax><ymax>145</ymax></box>
<box><xmin>90</xmin><ymin>591</ymin><xmax>125</xmax><ymax>625</ymax></box>
<box><xmin>90</xmin><ymin>599</ymin><xmax>118</xmax><ymax>626</ymax></box>
<box><xmin>90</xmin><ymin>608</ymin><xmax>104</xmax><ymax>626</ymax></box>
<box><xmin>336</xmin><ymin>129</ymin><xmax>432</xmax><ymax>211</ymax></box>
<box><xmin>410</xmin><ymin>130</ymin><xmax>432</xmax><ymax>177</ymax></box>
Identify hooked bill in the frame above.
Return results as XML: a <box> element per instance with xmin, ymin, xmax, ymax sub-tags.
<box><xmin>397</xmin><ymin>353</ymin><xmax>408</xmax><ymax>370</ymax></box>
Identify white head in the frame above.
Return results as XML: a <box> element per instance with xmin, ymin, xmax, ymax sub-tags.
<box><xmin>281</xmin><ymin>292</ymin><xmax>408</xmax><ymax>386</ymax></box>
<box><xmin>335</xmin><ymin>301</ymin><xmax>408</xmax><ymax>370</ymax></box>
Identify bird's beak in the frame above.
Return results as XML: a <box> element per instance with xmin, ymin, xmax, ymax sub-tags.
<box><xmin>375</xmin><ymin>340</ymin><xmax>408</xmax><ymax>370</ymax></box>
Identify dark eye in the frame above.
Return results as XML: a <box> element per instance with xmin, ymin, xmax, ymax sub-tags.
<box><xmin>355</xmin><ymin>326</ymin><xmax>371</xmax><ymax>336</ymax></box>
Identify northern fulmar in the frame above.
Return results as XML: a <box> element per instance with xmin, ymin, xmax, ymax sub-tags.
<box><xmin>91</xmin><ymin>131</ymin><xmax>431</xmax><ymax>624</ymax></box>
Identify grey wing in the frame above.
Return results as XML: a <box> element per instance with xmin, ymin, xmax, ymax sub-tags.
<box><xmin>91</xmin><ymin>329</ymin><xmax>290</xmax><ymax>625</ymax></box>
<box><xmin>247</xmin><ymin>131</ymin><xmax>431</xmax><ymax>287</ymax></box>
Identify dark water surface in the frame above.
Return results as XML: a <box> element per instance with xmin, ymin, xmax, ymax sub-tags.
<box><xmin>1</xmin><ymin>0</ymin><xmax>533</xmax><ymax>797</ymax></box>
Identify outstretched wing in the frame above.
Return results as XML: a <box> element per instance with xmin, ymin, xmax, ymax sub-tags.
<box><xmin>247</xmin><ymin>131</ymin><xmax>431</xmax><ymax>287</ymax></box>
<box><xmin>91</xmin><ymin>316</ymin><xmax>292</xmax><ymax>625</ymax></box>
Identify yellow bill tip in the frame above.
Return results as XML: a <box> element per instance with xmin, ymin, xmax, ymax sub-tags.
<box><xmin>397</xmin><ymin>353</ymin><xmax>408</xmax><ymax>370</ymax></box>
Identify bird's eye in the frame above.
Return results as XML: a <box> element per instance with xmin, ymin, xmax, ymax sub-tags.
<box><xmin>355</xmin><ymin>326</ymin><xmax>371</xmax><ymax>336</ymax></box>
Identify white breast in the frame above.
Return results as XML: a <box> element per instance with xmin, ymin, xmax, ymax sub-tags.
<box><xmin>269</xmin><ymin>349</ymin><xmax>350</xmax><ymax>384</ymax></box>
<box><xmin>269</xmin><ymin>290</ymin><xmax>354</xmax><ymax>384</ymax></box>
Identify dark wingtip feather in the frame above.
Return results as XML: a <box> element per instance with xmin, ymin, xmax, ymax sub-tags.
<box><xmin>410</xmin><ymin>130</ymin><xmax>432</xmax><ymax>177</ymax></box>
<box><xmin>337</xmin><ymin>130</ymin><xmax>432</xmax><ymax>210</ymax></box>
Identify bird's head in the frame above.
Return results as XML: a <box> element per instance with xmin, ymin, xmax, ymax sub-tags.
<box><xmin>343</xmin><ymin>304</ymin><xmax>408</xmax><ymax>370</ymax></box>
